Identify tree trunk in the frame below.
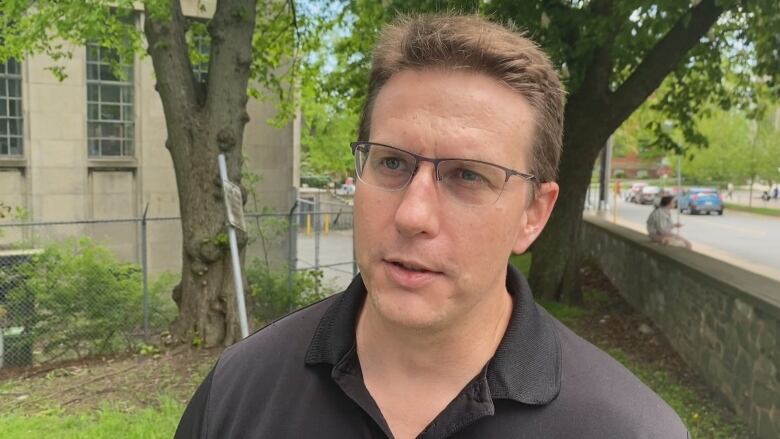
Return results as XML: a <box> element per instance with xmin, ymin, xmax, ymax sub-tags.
<box><xmin>529</xmin><ymin>100</ymin><xmax>610</xmax><ymax>304</ymax></box>
<box><xmin>528</xmin><ymin>0</ymin><xmax>723</xmax><ymax>303</ymax></box>
<box><xmin>145</xmin><ymin>0</ymin><xmax>257</xmax><ymax>347</ymax></box>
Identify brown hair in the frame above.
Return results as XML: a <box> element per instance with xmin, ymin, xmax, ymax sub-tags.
<box><xmin>358</xmin><ymin>14</ymin><xmax>566</xmax><ymax>183</ymax></box>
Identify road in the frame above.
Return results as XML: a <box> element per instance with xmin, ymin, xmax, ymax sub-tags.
<box><xmin>589</xmin><ymin>198</ymin><xmax>780</xmax><ymax>281</ymax></box>
<box><xmin>297</xmin><ymin>200</ymin><xmax>780</xmax><ymax>288</ymax></box>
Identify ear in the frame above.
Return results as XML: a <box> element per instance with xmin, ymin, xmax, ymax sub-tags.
<box><xmin>512</xmin><ymin>182</ymin><xmax>559</xmax><ymax>254</ymax></box>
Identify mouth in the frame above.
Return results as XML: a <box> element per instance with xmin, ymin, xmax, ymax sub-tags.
<box><xmin>382</xmin><ymin>257</ymin><xmax>444</xmax><ymax>289</ymax></box>
<box><xmin>384</xmin><ymin>258</ymin><xmax>440</xmax><ymax>274</ymax></box>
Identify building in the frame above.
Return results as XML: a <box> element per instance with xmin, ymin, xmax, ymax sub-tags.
<box><xmin>611</xmin><ymin>152</ymin><xmax>662</xmax><ymax>179</ymax></box>
<box><xmin>0</xmin><ymin>1</ymin><xmax>299</xmax><ymax>274</ymax></box>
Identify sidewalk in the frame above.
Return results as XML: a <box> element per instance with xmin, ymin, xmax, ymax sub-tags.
<box><xmin>723</xmin><ymin>189</ymin><xmax>780</xmax><ymax>208</ymax></box>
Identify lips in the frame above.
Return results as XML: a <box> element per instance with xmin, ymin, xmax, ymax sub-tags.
<box><xmin>383</xmin><ymin>258</ymin><xmax>443</xmax><ymax>289</ymax></box>
<box><xmin>386</xmin><ymin>259</ymin><xmax>437</xmax><ymax>273</ymax></box>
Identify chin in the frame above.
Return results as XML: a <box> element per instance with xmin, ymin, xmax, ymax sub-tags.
<box><xmin>365</xmin><ymin>284</ymin><xmax>453</xmax><ymax>330</ymax></box>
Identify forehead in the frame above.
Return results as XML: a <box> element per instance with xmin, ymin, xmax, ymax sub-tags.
<box><xmin>369</xmin><ymin>69</ymin><xmax>536</xmax><ymax>167</ymax></box>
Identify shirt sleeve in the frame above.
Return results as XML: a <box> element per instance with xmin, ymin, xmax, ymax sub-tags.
<box><xmin>174</xmin><ymin>367</ymin><xmax>215</xmax><ymax>439</ymax></box>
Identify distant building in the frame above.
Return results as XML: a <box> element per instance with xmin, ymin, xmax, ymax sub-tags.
<box><xmin>0</xmin><ymin>1</ymin><xmax>299</xmax><ymax>273</ymax></box>
<box><xmin>611</xmin><ymin>153</ymin><xmax>663</xmax><ymax>179</ymax></box>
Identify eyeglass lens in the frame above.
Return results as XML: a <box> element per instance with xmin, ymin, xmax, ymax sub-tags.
<box><xmin>354</xmin><ymin>143</ymin><xmax>508</xmax><ymax>206</ymax></box>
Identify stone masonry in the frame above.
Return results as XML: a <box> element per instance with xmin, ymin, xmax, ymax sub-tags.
<box><xmin>581</xmin><ymin>217</ymin><xmax>779</xmax><ymax>438</ymax></box>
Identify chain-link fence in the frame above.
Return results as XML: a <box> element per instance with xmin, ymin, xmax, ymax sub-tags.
<box><xmin>0</xmin><ymin>200</ymin><xmax>355</xmax><ymax>369</ymax></box>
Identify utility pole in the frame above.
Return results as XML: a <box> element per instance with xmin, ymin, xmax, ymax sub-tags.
<box><xmin>748</xmin><ymin>120</ymin><xmax>758</xmax><ymax>208</ymax></box>
<box><xmin>599</xmin><ymin>136</ymin><xmax>613</xmax><ymax>211</ymax></box>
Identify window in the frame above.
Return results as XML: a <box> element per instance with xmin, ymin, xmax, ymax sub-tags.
<box><xmin>86</xmin><ymin>43</ymin><xmax>134</xmax><ymax>157</ymax></box>
<box><xmin>0</xmin><ymin>59</ymin><xmax>23</xmax><ymax>157</ymax></box>
<box><xmin>192</xmin><ymin>30</ymin><xmax>210</xmax><ymax>85</ymax></box>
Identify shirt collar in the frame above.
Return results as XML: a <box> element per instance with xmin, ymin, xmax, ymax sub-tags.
<box><xmin>304</xmin><ymin>264</ymin><xmax>561</xmax><ymax>405</ymax></box>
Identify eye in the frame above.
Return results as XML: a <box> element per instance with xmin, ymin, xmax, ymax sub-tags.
<box><xmin>382</xmin><ymin>157</ymin><xmax>402</xmax><ymax>170</ymax></box>
<box><xmin>459</xmin><ymin>169</ymin><xmax>484</xmax><ymax>182</ymax></box>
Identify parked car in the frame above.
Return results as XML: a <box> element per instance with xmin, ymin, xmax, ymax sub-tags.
<box><xmin>638</xmin><ymin>185</ymin><xmax>661</xmax><ymax>205</ymax></box>
<box><xmin>626</xmin><ymin>182</ymin><xmax>647</xmax><ymax>203</ymax></box>
<box><xmin>678</xmin><ymin>187</ymin><xmax>723</xmax><ymax>215</ymax></box>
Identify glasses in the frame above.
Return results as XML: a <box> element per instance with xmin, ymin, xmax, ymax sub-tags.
<box><xmin>351</xmin><ymin>141</ymin><xmax>537</xmax><ymax>206</ymax></box>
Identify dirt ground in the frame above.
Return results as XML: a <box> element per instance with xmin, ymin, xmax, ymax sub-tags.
<box><xmin>0</xmin><ymin>262</ymin><xmax>742</xmax><ymax>429</ymax></box>
<box><xmin>0</xmin><ymin>345</ymin><xmax>219</xmax><ymax>414</ymax></box>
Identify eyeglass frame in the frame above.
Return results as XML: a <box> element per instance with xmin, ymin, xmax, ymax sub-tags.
<box><xmin>350</xmin><ymin>141</ymin><xmax>539</xmax><ymax>199</ymax></box>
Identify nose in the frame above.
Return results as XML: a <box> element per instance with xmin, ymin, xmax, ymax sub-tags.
<box><xmin>393</xmin><ymin>162</ymin><xmax>441</xmax><ymax>239</ymax></box>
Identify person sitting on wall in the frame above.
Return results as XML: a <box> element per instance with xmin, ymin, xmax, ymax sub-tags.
<box><xmin>647</xmin><ymin>195</ymin><xmax>692</xmax><ymax>249</ymax></box>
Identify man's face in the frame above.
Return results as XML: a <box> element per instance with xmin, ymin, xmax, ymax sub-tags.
<box><xmin>354</xmin><ymin>69</ymin><xmax>558</xmax><ymax>330</ymax></box>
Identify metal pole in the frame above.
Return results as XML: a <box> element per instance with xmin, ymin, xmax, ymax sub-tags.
<box><xmin>676</xmin><ymin>155</ymin><xmax>682</xmax><ymax>227</ymax></box>
<box><xmin>749</xmin><ymin>120</ymin><xmax>758</xmax><ymax>208</ymax></box>
<box><xmin>314</xmin><ymin>192</ymin><xmax>320</xmax><ymax>271</ymax></box>
<box><xmin>141</xmin><ymin>202</ymin><xmax>150</xmax><ymax>342</ymax></box>
<box><xmin>218</xmin><ymin>154</ymin><xmax>249</xmax><ymax>339</ymax></box>
<box><xmin>287</xmin><ymin>195</ymin><xmax>298</xmax><ymax>300</ymax></box>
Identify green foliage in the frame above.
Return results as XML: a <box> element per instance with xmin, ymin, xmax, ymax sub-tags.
<box><xmin>0</xmin><ymin>0</ymin><xmax>143</xmax><ymax>81</ymax></box>
<box><xmin>147</xmin><ymin>271</ymin><xmax>180</xmax><ymax>333</ymax></box>
<box><xmin>5</xmin><ymin>239</ymin><xmax>176</xmax><ymax>361</ymax></box>
<box><xmin>246</xmin><ymin>260</ymin><xmax>330</xmax><ymax>324</ymax></box>
<box><xmin>676</xmin><ymin>104</ymin><xmax>780</xmax><ymax>185</ymax></box>
<box><xmin>326</xmin><ymin>0</ymin><xmax>779</xmax><ymax>165</ymax></box>
<box><xmin>300</xmin><ymin>174</ymin><xmax>331</xmax><ymax>188</ymax></box>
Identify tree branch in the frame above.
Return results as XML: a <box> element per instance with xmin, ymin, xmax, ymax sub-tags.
<box><xmin>205</xmin><ymin>0</ymin><xmax>257</xmax><ymax>151</ymax></box>
<box><xmin>144</xmin><ymin>0</ymin><xmax>198</xmax><ymax>127</ymax></box>
<box><xmin>605</xmin><ymin>0</ymin><xmax>724</xmax><ymax>129</ymax></box>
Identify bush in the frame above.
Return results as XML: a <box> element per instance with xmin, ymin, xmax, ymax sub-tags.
<box><xmin>300</xmin><ymin>174</ymin><xmax>331</xmax><ymax>188</ymax></box>
<box><xmin>146</xmin><ymin>271</ymin><xmax>180</xmax><ymax>335</ymax></box>
<box><xmin>246</xmin><ymin>259</ymin><xmax>330</xmax><ymax>324</ymax></box>
<box><xmin>6</xmin><ymin>238</ymin><xmax>175</xmax><ymax>362</ymax></box>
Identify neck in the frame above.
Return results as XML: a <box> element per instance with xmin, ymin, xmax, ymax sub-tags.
<box><xmin>356</xmin><ymin>284</ymin><xmax>513</xmax><ymax>383</ymax></box>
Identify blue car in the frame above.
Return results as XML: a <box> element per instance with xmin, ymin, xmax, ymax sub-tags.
<box><xmin>678</xmin><ymin>187</ymin><xmax>724</xmax><ymax>215</ymax></box>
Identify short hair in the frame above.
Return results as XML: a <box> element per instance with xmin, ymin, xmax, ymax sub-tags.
<box><xmin>660</xmin><ymin>196</ymin><xmax>675</xmax><ymax>207</ymax></box>
<box><xmin>358</xmin><ymin>13</ymin><xmax>566</xmax><ymax>183</ymax></box>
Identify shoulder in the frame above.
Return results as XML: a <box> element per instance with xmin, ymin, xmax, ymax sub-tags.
<box><xmin>549</xmin><ymin>317</ymin><xmax>688</xmax><ymax>437</ymax></box>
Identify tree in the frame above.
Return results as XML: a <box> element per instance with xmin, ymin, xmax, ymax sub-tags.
<box><xmin>330</xmin><ymin>0</ymin><xmax>779</xmax><ymax>302</ymax></box>
<box><xmin>0</xmin><ymin>0</ymin><xmax>307</xmax><ymax>346</ymax></box>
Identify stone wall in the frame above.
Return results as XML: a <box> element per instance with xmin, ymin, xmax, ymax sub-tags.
<box><xmin>581</xmin><ymin>217</ymin><xmax>779</xmax><ymax>438</ymax></box>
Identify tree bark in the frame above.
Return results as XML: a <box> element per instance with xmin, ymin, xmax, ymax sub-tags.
<box><xmin>144</xmin><ymin>0</ymin><xmax>257</xmax><ymax>346</ymax></box>
<box><xmin>529</xmin><ymin>0</ymin><xmax>723</xmax><ymax>302</ymax></box>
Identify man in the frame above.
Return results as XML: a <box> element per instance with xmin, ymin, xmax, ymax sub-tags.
<box><xmin>647</xmin><ymin>195</ymin><xmax>692</xmax><ymax>249</ymax></box>
<box><xmin>176</xmin><ymin>14</ymin><xmax>688</xmax><ymax>438</ymax></box>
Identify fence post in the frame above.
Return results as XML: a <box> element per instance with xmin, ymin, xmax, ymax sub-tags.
<box><xmin>141</xmin><ymin>203</ymin><xmax>150</xmax><ymax>342</ymax></box>
<box><xmin>287</xmin><ymin>188</ymin><xmax>298</xmax><ymax>303</ymax></box>
<box><xmin>314</xmin><ymin>192</ymin><xmax>320</xmax><ymax>272</ymax></box>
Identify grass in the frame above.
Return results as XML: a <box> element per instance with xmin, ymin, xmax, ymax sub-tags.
<box><xmin>724</xmin><ymin>202</ymin><xmax>780</xmax><ymax>217</ymax></box>
<box><xmin>1</xmin><ymin>397</ymin><xmax>183</xmax><ymax>439</ymax></box>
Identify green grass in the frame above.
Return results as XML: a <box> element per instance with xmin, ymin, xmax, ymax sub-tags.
<box><xmin>724</xmin><ymin>202</ymin><xmax>780</xmax><ymax>217</ymax></box>
<box><xmin>0</xmin><ymin>397</ymin><xmax>184</xmax><ymax>439</ymax></box>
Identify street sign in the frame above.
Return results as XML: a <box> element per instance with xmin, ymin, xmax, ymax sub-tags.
<box><xmin>222</xmin><ymin>179</ymin><xmax>246</xmax><ymax>232</ymax></box>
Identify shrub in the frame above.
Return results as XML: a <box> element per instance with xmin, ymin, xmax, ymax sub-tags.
<box><xmin>6</xmin><ymin>238</ymin><xmax>172</xmax><ymax>361</ymax></box>
<box><xmin>246</xmin><ymin>259</ymin><xmax>331</xmax><ymax>324</ymax></box>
